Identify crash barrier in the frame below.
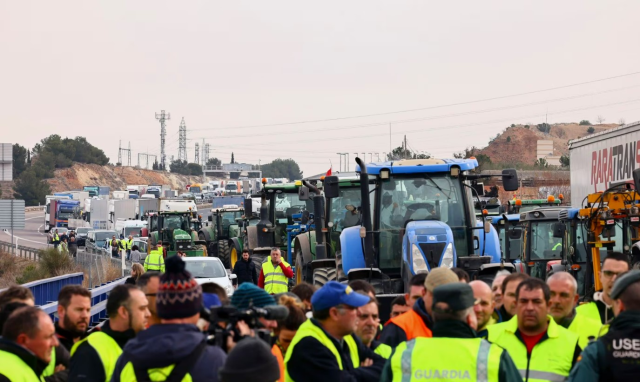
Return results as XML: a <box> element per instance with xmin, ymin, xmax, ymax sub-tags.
<box><xmin>0</xmin><ymin>272</ymin><xmax>84</xmax><ymax>306</ymax></box>
<box><xmin>0</xmin><ymin>240</ymin><xmax>41</xmax><ymax>261</ymax></box>
<box><xmin>25</xmin><ymin>206</ymin><xmax>45</xmax><ymax>212</ymax></box>
<box><xmin>40</xmin><ymin>276</ymin><xmax>127</xmax><ymax>326</ymax></box>
<box><xmin>74</xmin><ymin>249</ymin><xmax>132</xmax><ymax>288</ymax></box>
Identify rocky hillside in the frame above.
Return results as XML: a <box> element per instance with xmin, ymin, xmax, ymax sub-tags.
<box><xmin>47</xmin><ymin>163</ymin><xmax>211</xmax><ymax>193</ymax></box>
<box><xmin>477</xmin><ymin>122</ymin><xmax>619</xmax><ymax>167</ymax></box>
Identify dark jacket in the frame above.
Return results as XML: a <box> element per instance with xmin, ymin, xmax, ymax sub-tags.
<box><xmin>111</xmin><ymin>324</ymin><xmax>226</xmax><ymax>382</ymax></box>
<box><xmin>286</xmin><ymin>318</ymin><xmax>385</xmax><ymax>382</ymax></box>
<box><xmin>568</xmin><ymin>310</ymin><xmax>640</xmax><ymax>382</ymax></box>
<box><xmin>0</xmin><ymin>338</ymin><xmax>49</xmax><ymax>382</ymax></box>
<box><xmin>55</xmin><ymin>322</ymin><xmax>86</xmax><ymax>353</ymax></box>
<box><xmin>380</xmin><ymin>320</ymin><xmax>523</xmax><ymax>382</ymax></box>
<box><xmin>44</xmin><ymin>343</ymin><xmax>71</xmax><ymax>382</ymax></box>
<box><xmin>232</xmin><ymin>257</ymin><xmax>257</xmax><ymax>285</ymax></box>
<box><xmin>498</xmin><ymin>305</ymin><xmax>513</xmax><ymax>323</ymax></box>
<box><xmin>379</xmin><ymin>298</ymin><xmax>432</xmax><ymax>348</ymax></box>
<box><xmin>67</xmin><ymin>321</ymin><xmax>135</xmax><ymax>381</ymax></box>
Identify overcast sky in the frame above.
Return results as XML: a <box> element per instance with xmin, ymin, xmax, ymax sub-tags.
<box><xmin>2</xmin><ymin>1</ymin><xmax>640</xmax><ymax>176</ymax></box>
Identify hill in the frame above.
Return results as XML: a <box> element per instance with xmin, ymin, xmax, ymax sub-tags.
<box><xmin>475</xmin><ymin>122</ymin><xmax>619</xmax><ymax>168</ymax></box>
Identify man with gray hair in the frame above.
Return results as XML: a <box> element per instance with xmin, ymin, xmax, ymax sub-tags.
<box><xmin>547</xmin><ymin>272</ymin><xmax>601</xmax><ymax>348</ymax></box>
<box><xmin>380</xmin><ymin>283</ymin><xmax>522</xmax><ymax>382</ymax></box>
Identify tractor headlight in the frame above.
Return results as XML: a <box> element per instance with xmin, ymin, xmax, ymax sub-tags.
<box><xmin>411</xmin><ymin>244</ymin><xmax>429</xmax><ymax>273</ymax></box>
<box><xmin>441</xmin><ymin>243</ymin><xmax>454</xmax><ymax>268</ymax></box>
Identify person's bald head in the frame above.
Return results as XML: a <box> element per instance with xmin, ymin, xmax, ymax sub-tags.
<box><xmin>470</xmin><ymin>281</ymin><xmax>494</xmax><ymax>330</ymax></box>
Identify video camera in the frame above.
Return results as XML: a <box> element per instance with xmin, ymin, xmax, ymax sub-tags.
<box><xmin>205</xmin><ymin>304</ymin><xmax>288</xmax><ymax>352</ymax></box>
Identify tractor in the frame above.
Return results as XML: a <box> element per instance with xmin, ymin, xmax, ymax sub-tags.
<box><xmin>198</xmin><ymin>204</ymin><xmax>244</xmax><ymax>268</ymax></box>
<box><xmin>143</xmin><ymin>211</ymin><xmax>206</xmax><ymax>257</ymax></box>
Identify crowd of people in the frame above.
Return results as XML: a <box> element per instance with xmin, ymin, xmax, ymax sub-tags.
<box><xmin>0</xmin><ymin>247</ymin><xmax>639</xmax><ymax>381</ymax></box>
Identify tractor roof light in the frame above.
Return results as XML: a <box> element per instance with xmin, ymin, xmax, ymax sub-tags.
<box><xmin>380</xmin><ymin>169</ymin><xmax>390</xmax><ymax>180</ymax></box>
<box><xmin>547</xmin><ymin>195</ymin><xmax>555</xmax><ymax>203</ymax></box>
<box><xmin>515</xmin><ymin>199</ymin><xmax>522</xmax><ymax>206</ymax></box>
<box><xmin>450</xmin><ymin>167</ymin><xmax>460</xmax><ymax>177</ymax></box>
<box><xmin>294</xmin><ymin>180</ymin><xmax>302</xmax><ymax>186</ymax></box>
<box><xmin>262</xmin><ymin>178</ymin><xmax>267</xmax><ymax>184</ymax></box>
<box><xmin>559</xmin><ymin>194</ymin><xmax>564</xmax><ymax>200</ymax></box>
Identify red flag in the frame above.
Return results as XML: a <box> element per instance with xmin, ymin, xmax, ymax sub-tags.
<box><xmin>326</xmin><ymin>167</ymin><xmax>332</xmax><ymax>176</ymax></box>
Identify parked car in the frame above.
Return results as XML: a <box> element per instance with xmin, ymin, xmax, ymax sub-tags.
<box><xmin>47</xmin><ymin>227</ymin><xmax>69</xmax><ymax>244</ymax></box>
<box><xmin>182</xmin><ymin>257</ymin><xmax>236</xmax><ymax>296</ymax></box>
<box><xmin>74</xmin><ymin>227</ymin><xmax>91</xmax><ymax>247</ymax></box>
<box><xmin>132</xmin><ymin>237</ymin><xmax>148</xmax><ymax>256</ymax></box>
<box><xmin>86</xmin><ymin>229</ymin><xmax>118</xmax><ymax>254</ymax></box>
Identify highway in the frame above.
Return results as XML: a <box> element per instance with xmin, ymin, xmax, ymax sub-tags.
<box><xmin>2</xmin><ymin>209</ymin><xmax>50</xmax><ymax>249</ymax></box>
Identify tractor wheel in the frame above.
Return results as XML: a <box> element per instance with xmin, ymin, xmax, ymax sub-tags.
<box><xmin>218</xmin><ymin>240</ymin><xmax>231</xmax><ymax>268</ymax></box>
<box><xmin>252</xmin><ymin>251</ymin><xmax>270</xmax><ymax>274</ymax></box>
<box><xmin>230</xmin><ymin>246</ymin><xmax>239</xmax><ymax>269</ymax></box>
<box><xmin>336</xmin><ymin>251</ymin><xmax>347</xmax><ymax>282</ymax></box>
<box><xmin>313</xmin><ymin>267</ymin><xmax>337</xmax><ymax>288</ymax></box>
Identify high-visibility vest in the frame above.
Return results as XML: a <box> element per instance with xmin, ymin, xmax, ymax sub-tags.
<box><xmin>262</xmin><ymin>258</ymin><xmax>291</xmax><ymax>294</ymax></box>
<box><xmin>576</xmin><ymin>301</ymin><xmax>610</xmax><ymax>336</ymax></box>
<box><xmin>373</xmin><ymin>342</ymin><xmax>392</xmax><ymax>359</ymax></box>
<box><xmin>272</xmin><ymin>344</ymin><xmax>285</xmax><ymax>382</ymax></box>
<box><xmin>117</xmin><ymin>360</ymin><xmax>195</xmax><ymax>381</ymax></box>
<box><xmin>386</xmin><ymin>308</ymin><xmax>432</xmax><ymax>341</ymax></box>
<box><xmin>42</xmin><ymin>347</ymin><xmax>56</xmax><ymax>377</ymax></box>
<box><xmin>0</xmin><ymin>349</ymin><xmax>45</xmax><ymax>381</ymax></box>
<box><xmin>567</xmin><ymin>313</ymin><xmax>603</xmax><ymax>349</ymax></box>
<box><xmin>125</xmin><ymin>239</ymin><xmax>133</xmax><ymax>250</ymax></box>
<box><xmin>388</xmin><ymin>337</ymin><xmax>503</xmax><ymax>381</ymax></box>
<box><xmin>53</xmin><ymin>233</ymin><xmax>59</xmax><ymax>242</ymax></box>
<box><xmin>487</xmin><ymin>315</ymin><xmax>579</xmax><ymax>382</ymax></box>
<box><xmin>144</xmin><ymin>249</ymin><xmax>165</xmax><ymax>272</ymax></box>
<box><xmin>70</xmin><ymin>332</ymin><xmax>123</xmax><ymax>382</ymax></box>
<box><xmin>285</xmin><ymin>320</ymin><xmax>359</xmax><ymax>382</ymax></box>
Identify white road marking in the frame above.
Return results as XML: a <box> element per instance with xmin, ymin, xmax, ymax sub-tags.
<box><xmin>1</xmin><ymin>230</ymin><xmax>47</xmax><ymax>246</ymax></box>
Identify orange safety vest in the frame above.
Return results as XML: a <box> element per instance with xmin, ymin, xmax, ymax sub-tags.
<box><xmin>386</xmin><ymin>309</ymin><xmax>432</xmax><ymax>340</ymax></box>
<box><xmin>271</xmin><ymin>344</ymin><xmax>285</xmax><ymax>382</ymax></box>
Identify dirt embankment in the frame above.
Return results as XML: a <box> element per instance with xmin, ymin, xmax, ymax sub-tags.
<box><xmin>48</xmin><ymin>163</ymin><xmax>212</xmax><ymax>193</ymax></box>
<box><xmin>478</xmin><ymin>123</ymin><xmax>619</xmax><ymax>166</ymax></box>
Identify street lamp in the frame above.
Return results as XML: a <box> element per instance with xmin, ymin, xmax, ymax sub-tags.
<box><xmin>336</xmin><ymin>153</ymin><xmax>347</xmax><ymax>172</ymax></box>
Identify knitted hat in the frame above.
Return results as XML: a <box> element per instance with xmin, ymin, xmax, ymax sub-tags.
<box><xmin>231</xmin><ymin>283</ymin><xmax>276</xmax><ymax>310</ymax></box>
<box><xmin>219</xmin><ymin>338</ymin><xmax>280</xmax><ymax>382</ymax></box>
<box><xmin>157</xmin><ymin>256</ymin><xmax>202</xmax><ymax>319</ymax></box>
<box><xmin>424</xmin><ymin>268</ymin><xmax>459</xmax><ymax>292</ymax></box>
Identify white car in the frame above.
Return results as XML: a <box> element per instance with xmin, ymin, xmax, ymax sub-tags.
<box><xmin>182</xmin><ymin>257</ymin><xmax>236</xmax><ymax>296</ymax></box>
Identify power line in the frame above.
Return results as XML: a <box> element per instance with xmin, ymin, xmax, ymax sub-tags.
<box><xmin>190</xmin><ymin>71</ymin><xmax>640</xmax><ymax>132</ymax></box>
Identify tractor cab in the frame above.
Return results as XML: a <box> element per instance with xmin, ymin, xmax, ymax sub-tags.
<box><xmin>146</xmin><ymin>211</ymin><xmax>204</xmax><ymax>257</ymax></box>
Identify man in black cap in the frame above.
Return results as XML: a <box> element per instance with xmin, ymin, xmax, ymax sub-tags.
<box><xmin>219</xmin><ymin>337</ymin><xmax>280</xmax><ymax>382</ymax></box>
<box><xmin>381</xmin><ymin>283</ymin><xmax>523</xmax><ymax>382</ymax></box>
<box><xmin>568</xmin><ymin>270</ymin><xmax>640</xmax><ymax>382</ymax></box>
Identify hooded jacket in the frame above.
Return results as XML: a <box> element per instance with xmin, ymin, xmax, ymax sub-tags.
<box><xmin>111</xmin><ymin>324</ymin><xmax>226</xmax><ymax>382</ymax></box>
<box><xmin>232</xmin><ymin>257</ymin><xmax>258</xmax><ymax>285</ymax></box>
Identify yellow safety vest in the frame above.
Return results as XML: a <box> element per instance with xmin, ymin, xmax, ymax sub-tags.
<box><xmin>285</xmin><ymin>320</ymin><xmax>359</xmax><ymax>382</ymax></box>
<box><xmin>567</xmin><ymin>313</ymin><xmax>603</xmax><ymax>349</ymax></box>
<box><xmin>373</xmin><ymin>343</ymin><xmax>392</xmax><ymax>359</ymax></box>
<box><xmin>262</xmin><ymin>258</ymin><xmax>290</xmax><ymax>294</ymax></box>
<box><xmin>0</xmin><ymin>349</ymin><xmax>44</xmax><ymax>381</ymax></box>
<box><xmin>126</xmin><ymin>239</ymin><xmax>133</xmax><ymax>250</ymax></box>
<box><xmin>53</xmin><ymin>233</ymin><xmax>60</xmax><ymax>241</ymax></box>
<box><xmin>144</xmin><ymin>249</ymin><xmax>165</xmax><ymax>272</ymax></box>
<box><xmin>576</xmin><ymin>301</ymin><xmax>610</xmax><ymax>336</ymax></box>
<box><xmin>70</xmin><ymin>331</ymin><xmax>123</xmax><ymax>382</ymax></box>
<box><xmin>388</xmin><ymin>337</ymin><xmax>503</xmax><ymax>382</ymax></box>
<box><xmin>42</xmin><ymin>347</ymin><xmax>57</xmax><ymax>377</ymax></box>
<box><xmin>487</xmin><ymin>316</ymin><xmax>579</xmax><ymax>382</ymax></box>
<box><xmin>117</xmin><ymin>362</ymin><xmax>194</xmax><ymax>381</ymax></box>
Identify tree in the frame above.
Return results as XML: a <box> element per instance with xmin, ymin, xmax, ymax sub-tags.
<box><xmin>12</xmin><ymin>144</ymin><xmax>28</xmax><ymax>179</ymax></box>
<box><xmin>260</xmin><ymin>159</ymin><xmax>303</xmax><ymax>180</ymax></box>
<box><xmin>537</xmin><ymin>123</ymin><xmax>551</xmax><ymax>133</ymax></box>
<box><xmin>535</xmin><ymin>158</ymin><xmax>549</xmax><ymax>168</ymax></box>
<box><xmin>560</xmin><ymin>155</ymin><xmax>570</xmax><ymax>168</ymax></box>
<box><xmin>30</xmin><ymin>135</ymin><xmax>109</xmax><ymax>179</ymax></box>
<box><xmin>13</xmin><ymin>168</ymin><xmax>51</xmax><ymax>206</ymax></box>
<box><xmin>206</xmin><ymin>157</ymin><xmax>221</xmax><ymax>167</ymax></box>
<box><xmin>506</xmin><ymin>136</ymin><xmax>511</xmax><ymax>143</ymax></box>
<box><xmin>596</xmin><ymin>115</ymin><xmax>606</xmax><ymax>124</ymax></box>
<box><xmin>152</xmin><ymin>160</ymin><xmax>159</xmax><ymax>170</ymax></box>
<box><xmin>386</xmin><ymin>145</ymin><xmax>431</xmax><ymax>161</ymax></box>
<box><xmin>579</xmin><ymin>120</ymin><xmax>591</xmax><ymax>126</ymax></box>
<box><xmin>186</xmin><ymin>162</ymin><xmax>203</xmax><ymax>175</ymax></box>
<box><xmin>587</xmin><ymin>126</ymin><xmax>595</xmax><ymax>134</ymax></box>
<box><xmin>169</xmin><ymin>160</ymin><xmax>202</xmax><ymax>175</ymax></box>
<box><xmin>231</xmin><ymin>153</ymin><xmax>235</xmax><ymax>164</ymax></box>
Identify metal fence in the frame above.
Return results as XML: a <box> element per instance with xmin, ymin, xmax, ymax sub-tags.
<box><xmin>0</xmin><ymin>240</ymin><xmax>41</xmax><ymax>261</ymax></box>
<box><xmin>74</xmin><ymin>249</ymin><xmax>132</xmax><ymax>289</ymax></box>
<box><xmin>0</xmin><ymin>272</ymin><xmax>84</xmax><ymax>306</ymax></box>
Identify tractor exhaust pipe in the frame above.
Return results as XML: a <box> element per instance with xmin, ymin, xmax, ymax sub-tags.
<box><xmin>355</xmin><ymin>157</ymin><xmax>376</xmax><ymax>268</ymax></box>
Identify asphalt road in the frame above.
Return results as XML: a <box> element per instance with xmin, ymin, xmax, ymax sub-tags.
<box><xmin>1</xmin><ymin>209</ymin><xmax>50</xmax><ymax>249</ymax></box>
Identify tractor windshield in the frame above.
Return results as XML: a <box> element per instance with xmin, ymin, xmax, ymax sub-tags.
<box><xmin>163</xmin><ymin>215</ymin><xmax>189</xmax><ymax>231</ymax></box>
<box><xmin>329</xmin><ymin>187</ymin><xmax>363</xmax><ymax>230</ymax></box>
<box><xmin>378</xmin><ymin>174</ymin><xmax>468</xmax><ymax>269</ymax></box>
<box><xmin>528</xmin><ymin>221</ymin><xmax>563</xmax><ymax>261</ymax></box>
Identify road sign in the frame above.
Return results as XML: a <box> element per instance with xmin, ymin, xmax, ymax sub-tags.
<box><xmin>0</xmin><ymin>143</ymin><xmax>12</xmax><ymax>182</ymax></box>
<box><xmin>0</xmin><ymin>199</ymin><xmax>25</xmax><ymax>229</ymax></box>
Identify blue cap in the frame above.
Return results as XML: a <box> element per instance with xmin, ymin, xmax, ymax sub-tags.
<box><xmin>203</xmin><ymin>293</ymin><xmax>221</xmax><ymax>309</ymax></box>
<box><xmin>311</xmin><ymin>281</ymin><xmax>371</xmax><ymax>311</ymax></box>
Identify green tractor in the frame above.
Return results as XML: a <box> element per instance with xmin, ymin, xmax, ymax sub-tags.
<box><xmin>144</xmin><ymin>211</ymin><xmax>206</xmax><ymax>257</ymax></box>
<box><xmin>198</xmin><ymin>205</ymin><xmax>245</xmax><ymax>268</ymax></box>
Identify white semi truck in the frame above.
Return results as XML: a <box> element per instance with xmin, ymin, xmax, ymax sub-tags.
<box><xmin>568</xmin><ymin>121</ymin><xmax>640</xmax><ymax>207</ymax></box>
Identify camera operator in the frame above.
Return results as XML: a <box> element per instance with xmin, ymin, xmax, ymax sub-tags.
<box><xmin>112</xmin><ymin>256</ymin><xmax>226</xmax><ymax>382</ymax></box>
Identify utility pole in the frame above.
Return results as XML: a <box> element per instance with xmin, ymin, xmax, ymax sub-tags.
<box><xmin>127</xmin><ymin>142</ymin><xmax>131</xmax><ymax>166</ymax></box>
<box><xmin>204</xmin><ymin>143</ymin><xmax>210</xmax><ymax>165</ymax></box>
<box><xmin>202</xmin><ymin>138</ymin><xmax>206</xmax><ymax>167</ymax></box>
<box><xmin>118</xmin><ymin>140</ymin><xmax>122</xmax><ymax>165</ymax></box>
<box><xmin>138</xmin><ymin>153</ymin><xmax>156</xmax><ymax>170</ymax></box>
<box><xmin>178</xmin><ymin>117</ymin><xmax>187</xmax><ymax>162</ymax></box>
<box><xmin>194</xmin><ymin>142</ymin><xmax>200</xmax><ymax>165</ymax></box>
<box><xmin>118</xmin><ymin>141</ymin><xmax>132</xmax><ymax>166</ymax></box>
<box><xmin>155</xmin><ymin>110</ymin><xmax>170</xmax><ymax>170</ymax></box>
<box><xmin>336</xmin><ymin>153</ymin><xmax>348</xmax><ymax>172</ymax></box>
<box><xmin>404</xmin><ymin>135</ymin><xmax>408</xmax><ymax>159</ymax></box>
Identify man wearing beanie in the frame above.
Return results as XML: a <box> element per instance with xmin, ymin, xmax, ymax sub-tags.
<box><xmin>219</xmin><ymin>337</ymin><xmax>281</xmax><ymax>382</ymax></box>
<box><xmin>111</xmin><ymin>256</ymin><xmax>226</xmax><ymax>382</ymax></box>
<box><xmin>231</xmin><ymin>282</ymin><xmax>279</xmax><ymax>331</ymax></box>
<box><xmin>380</xmin><ymin>267</ymin><xmax>459</xmax><ymax>348</ymax></box>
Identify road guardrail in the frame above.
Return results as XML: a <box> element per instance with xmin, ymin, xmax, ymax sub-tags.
<box><xmin>0</xmin><ymin>272</ymin><xmax>84</xmax><ymax>306</ymax></box>
<box><xmin>0</xmin><ymin>240</ymin><xmax>41</xmax><ymax>261</ymax></box>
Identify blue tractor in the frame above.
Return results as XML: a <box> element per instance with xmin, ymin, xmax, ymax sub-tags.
<box><xmin>316</xmin><ymin>158</ymin><xmax>519</xmax><ymax>304</ymax></box>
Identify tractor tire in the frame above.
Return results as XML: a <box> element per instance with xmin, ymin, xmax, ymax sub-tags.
<box><xmin>252</xmin><ymin>251</ymin><xmax>270</xmax><ymax>274</ymax></box>
<box><xmin>313</xmin><ymin>267</ymin><xmax>337</xmax><ymax>288</ymax></box>
<box><xmin>218</xmin><ymin>240</ymin><xmax>231</xmax><ymax>268</ymax></box>
<box><xmin>336</xmin><ymin>251</ymin><xmax>348</xmax><ymax>282</ymax></box>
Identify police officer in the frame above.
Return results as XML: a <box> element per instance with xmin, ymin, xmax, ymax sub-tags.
<box><xmin>487</xmin><ymin>278</ymin><xmax>581</xmax><ymax>382</ymax></box>
<box><xmin>381</xmin><ymin>283</ymin><xmax>522</xmax><ymax>382</ymax></box>
<box><xmin>568</xmin><ymin>270</ymin><xmax>640</xmax><ymax>381</ymax></box>
<box><xmin>258</xmin><ymin>248</ymin><xmax>293</xmax><ymax>294</ymax></box>
<box><xmin>68</xmin><ymin>284</ymin><xmax>150</xmax><ymax>382</ymax></box>
<box><xmin>144</xmin><ymin>240</ymin><xmax>165</xmax><ymax>273</ymax></box>
<box><xmin>547</xmin><ymin>272</ymin><xmax>601</xmax><ymax>348</ymax></box>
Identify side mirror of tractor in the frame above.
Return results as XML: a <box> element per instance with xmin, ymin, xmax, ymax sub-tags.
<box><xmin>324</xmin><ymin>176</ymin><xmax>340</xmax><ymax>199</ymax></box>
<box><xmin>553</xmin><ymin>222</ymin><xmax>566</xmax><ymax>238</ymax></box>
<box><xmin>208</xmin><ymin>215</ymin><xmax>213</xmax><ymax>222</ymax></box>
<box><xmin>298</xmin><ymin>186</ymin><xmax>310</xmax><ymax>201</ymax></box>
<box><xmin>484</xmin><ymin>218</ymin><xmax>491</xmax><ymax>234</ymax></box>
<box><xmin>501</xmin><ymin>169</ymin><xmax>519</xmax><ymax>192</ymax></box>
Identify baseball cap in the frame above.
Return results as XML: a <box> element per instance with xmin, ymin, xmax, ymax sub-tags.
<box><xmin>611</xmin><ymin>270</ymin><xmax>640</xmax><ymax>300</ymax></box>
<box><xmin>311</xmin><ymin>281</ymin><xmax>371</xmax><ymax>311</ymax></box>
<box><xmin>425</xmin><ymin>267</ymin><xmax>459</xmax><ymax>292</ymax></box>
<box><xmin>432</xmin><ymin>283</ymin><xmax>478</xmax><ymax>312</ymax></box>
